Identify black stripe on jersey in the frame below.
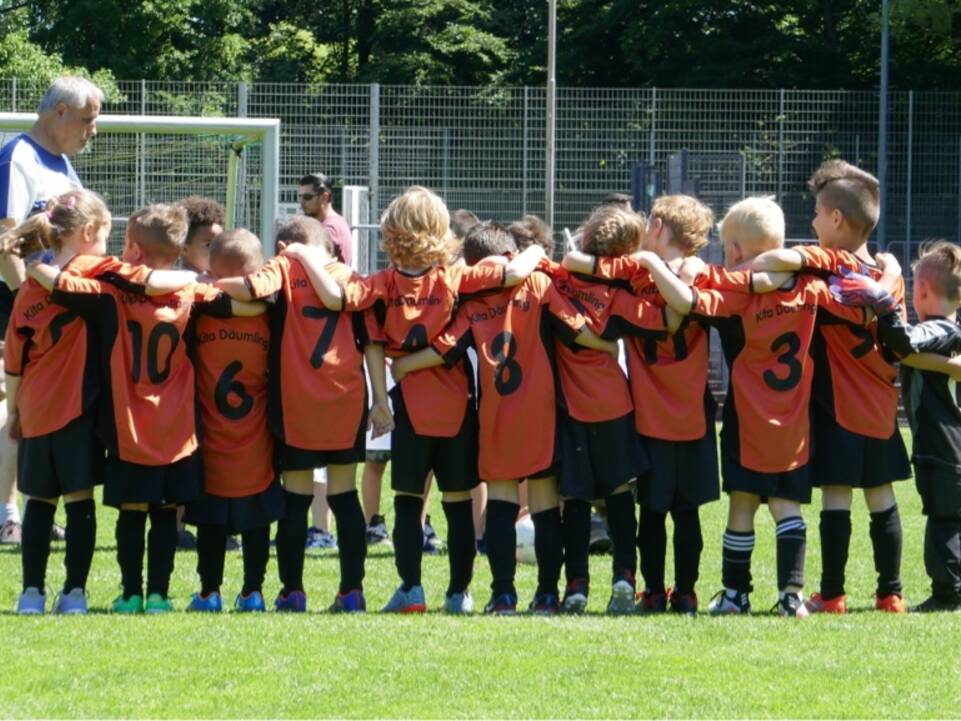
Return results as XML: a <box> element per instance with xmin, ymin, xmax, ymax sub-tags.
<box><xmin>265</xmin><ymin>291</ymin><xmax>288</xmax><ymax>443</ymax></box>
<box><xmin>571</xmin><ymin>271</ymin><xmax>633</xmax><ymax>292</ymax></box>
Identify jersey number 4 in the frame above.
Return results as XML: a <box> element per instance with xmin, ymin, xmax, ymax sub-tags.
<box><xmin>127</xmin><ymin>320</ymin><xmax>179</xmax><ymax>384</ymax></box>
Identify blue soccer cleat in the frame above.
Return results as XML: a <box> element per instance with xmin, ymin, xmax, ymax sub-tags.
<box><xmin>330</xmin><ymin>589</ymin><xmax>367</xmax><ymax>613</ymax></box>
<box><xmin>529</xmin><ymin>592</ymin><xmax>560</xmax><ymax>615</ymax></box>
<box><xmin>234</xmin><ymin>591</ymin><xmax>267</xmax><ymax>613</ymax></box>
<box><xmin>187</xmin><ymin>591</ymin><xmax>223</xmax><ymax>613</ymax></box>
<box><xmin>444</xmin><ymin>591</ymin><xmax>474</xmax><ymax>614</ymax></box>
<box><xmin>274</xmin><ymin>590</ymin><xmax>307</xmax><ymax>613</ymax></box>
<box><xmin>51</xmin><ymin>588</ymin><xmax>88</xmax><ymax>615</ymax></box>
<box><xmin>16</xmin><ymin>587</ymin><xmax>45</xmax><ymax>615</ymax></box>
<box><xmin>382</xmin><ymin>585</ymin><xmax>426</xmax><ymax>613</ymax></box>
<box><xmin>483</xmin><ymin>593</ymin><xmax>517</xmax><ymax>615</ymax></box>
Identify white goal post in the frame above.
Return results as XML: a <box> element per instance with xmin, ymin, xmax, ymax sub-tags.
<box><xmin>0</xmin><ymin>113</ymin><xmax>280</xmax><ymax>254</ymax></box>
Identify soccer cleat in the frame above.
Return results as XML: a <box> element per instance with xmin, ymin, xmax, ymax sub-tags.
<box><xmin>483</xmin><ymin>593</ymin><xmax>516</xmax><ymax>615</ymax></box>
<box><xmin>274</xmin><ymin>590</ymin><xmax>307</xmax><ymax>613</ymax></box>
<box><xmin>145</xmin><ymin>593</ymin><xmax>174</xmax><ymax>614</ymax></box>
<box><xmin>588</xmin><ymin>512</ymin><xmax>612</xmax><ymax>555</ymax></box>
<box><xmin>635</xmin><ymin>589</ymin><xmax>668</xmax><ymax>614</ymax></box>
<box><xmin>366</xmin><ymin>515</ymin><xmax>391</xmax><ymax>546</ymax></box>
<box><xmin>561</xmin><ymin>578</ymin><xmax>589</xmax><ymax>614</ymax></box>
<box><xmin>423</xmin><ymin>516</ymin><xmax>444</xmax><ymax>555</ymax></box>
<box><xmin>528</xmin><ymin>592</ymin><xmax>560</xmax><ymax>615</ymax></box>
<box><xmin>708</xmin><ymin>588</ymin><xmax>751</xmax><ymax>616</ymax></box>
<box><xmin>0</xmin><ymin>519</ymin><xmax>22</xmax><ymax>545</ymax></box>
<box><xmin>234</xmin><ymin>591</ymin><xmax>267</xmax><ymax>613</ymax></box>
<box><xmin>804</xmin><ymin>592</ymin><xmax>847</xmax><ymax>615</ymax></box>
<box><xmin>51</xmin><ymin>588</ymin><xmax>88</xmax><ymax>615</ymax></box>
<box><xmin>669</xmin><ymin>590</ymin><xmax>698</xmax><ymax>616</ymax></box>
<box><xmin>306</xmin><ymin>527</ymin><xmax>338</xmax><ymax>550</ymax></box>
<box><xmin>382</xmin><ymin>585</ymin><xmax>427</xmax><ymax>613</ymax></box>
<box><xmin>910</xmin><ymin>595</ymin><xmax>961</xmax><ymax>613</ymax></box>
<box><xmin>112</xmin><ymin>594</ymin><xmax>144</xmax><ymax>614</ymax></box>
<box><xmin>330</xmin><ymin>589</ymin><xmax>367</xmax><ymax>613</ymax></box>
<box><xmin>444</xmin><ymin>591</ymin><xmax>475</xmax><ymax>614</ymax></box>
<box><xmin>875</xmin><ymin>593</ymin><xmax>908</xmax><ymax>613</ymax></box>
<box><xmin>606</xmin><ymin>574</ymin><xmax>636</xmax><ymax>615</ymax></box>
<box><xmin>772</xmin><ymin>592</ymin><xmax>809</xmax><ymax>618</ymax></box>
<box><xmin>225</xmin><ymin>535</ymin><xmax>241</xmax><ymax>552</ymax></box>
<box><xmin>186</xmin><ymin>591</ymin><xmax>223</xmax><ymax>613</ymax></box>
<box><xmin>49</xmin><ymin>523</ymin><xmax>66</xmax><ymax>542</ymax></box>
<box><xmin>176</xmin><ymin>528</ymin><xmax>198</xmax><ymax>550</ymax></box>
<box><xmin>16</xmin><ymin>587</ymin><xmax>45</xmax><ymax>615</ymax></box>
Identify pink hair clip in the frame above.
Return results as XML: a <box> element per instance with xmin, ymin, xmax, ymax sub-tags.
<box><xmin>64</xmin><ymin>195</ymin><xmax>77</xmax><ymax>209</ymax></box>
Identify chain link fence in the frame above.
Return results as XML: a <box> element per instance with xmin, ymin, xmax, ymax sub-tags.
<box><xmin>3</xmin><ymin>79</ymin><xmax>960</xmax><ymax>267</ymax></box>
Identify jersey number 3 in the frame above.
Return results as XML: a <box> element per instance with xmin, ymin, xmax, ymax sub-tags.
<box><xmin>763</xmin><ymin>331</ymin><xmax>803</xmax><ymax>391</ymax></box>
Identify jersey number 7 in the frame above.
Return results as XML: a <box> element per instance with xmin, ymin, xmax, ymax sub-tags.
<box><xmin>303</xmin><ymin>306</ymin><xmax>339</xmax><ymax>369</ymax></box>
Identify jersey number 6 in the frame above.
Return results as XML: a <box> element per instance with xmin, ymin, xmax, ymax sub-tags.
<box><xmin>215</xmin><ymin>360</ymin><xmax>254</xmax><ymax>420</ymax></box>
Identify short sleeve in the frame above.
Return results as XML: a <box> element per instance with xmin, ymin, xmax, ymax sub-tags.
<box><xmin>877</xmin><ymin>316</ymin><xmax>961</xmax><ymax>358</ymax></box>
<box><xmin>192</xmin><ymin>283</ymin><xmax>234</xmax><ymax>318</ymax></box>
<box><xmin>795</xmin><ymin>246</ymin><xmax>856</xmax><ymax>274</ymax></box>
<box><xmin>808</xmin><ymin>280</ymin><xmax>868</xmax><ymax>326</ymax></box>
<box><xmin>593</xmin><ymin>256</ymin><xmax>649</xmax><ymax>288</ymax></box>
<box><xmin>0</xmin><ymin>157</ymin><xmax>31</xmax><ymax>221</ymax></box>
<box><xmin>431</xmin><ymin>310</ymin><xmax>473</xmax><ymax>367</ymax></box>
<box><xmin>605</xmin><ymin>289</ymin><xmax>668</xmax><ymax>338</ymax></box>
<box><xmin>691</xmin><ymin>287</ymin><xmax>748</xmax><ymax>319</ymax></box>
<box><xmin>542</xmin><ymin>278</ymin><xmax>586</xmax><ymax>335</ymax></box>
<box><xmin>3</xmin><ymin>314</ymin><xmax>24</xmax><ymax>376</ymax></box>
<box><xmin>695</xmin><ymin>265</ymin><xmax>752</xmax><ymax>292</ymax></box>
<box><xmin>244</xmin><ymin>256</ymin><xmax>286</xmax><ymax>299</ymax></box>
<box><xmin>54</xmin><ymin>270</ymin><xmax>105</xmax><ymax>296</ymax></box>
<box><xmin>454</xmin><ymin>263</ymin><xmax>506</xmax><ymax>294</ymax></box>
<box><xmin>341</xmin><ymin>271</ymin><xmax>389</xmax><ymax>311</ymax></box>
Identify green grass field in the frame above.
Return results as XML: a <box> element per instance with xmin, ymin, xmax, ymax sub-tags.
<box><xmin>2</xmin><ymin>429</ymin><xmax>961</xmax><ymax>719</ymax></box>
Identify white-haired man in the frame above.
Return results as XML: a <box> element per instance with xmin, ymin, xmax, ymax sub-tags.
<box><xmin>0</xmin><ymin>75</ymin><xmax>103</xmax><ymax>544</ymax></box>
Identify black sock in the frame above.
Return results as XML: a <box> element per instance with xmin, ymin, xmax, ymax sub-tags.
<box><xmin>146</xmin><ymin>507</ymin><xmax>177</xmax><ymax>598</ymax></box>
<box><xmin>605</xmin><ymin>491</ymin><xmax>637</xmax><ymax>581</ymax></box>
<box><xmin>393</xmin><ymin>494</ymin><xmax>424</xmax><ymax>590</ymax></box>
<box><xmin>116</xmin><ymin>509</ymin><xmax>147</xmax><ymax>600</ymax></box>
<box><xmin>870</xmin><ymin>504</ymin><xmax>903</xmax><ymax>596</ymax></box>
<box><xmin>196</xmin><ymin>524</ymin><xmax>227</xmax><ymax>596</ymax></box>
<box><xmin>562</xmin><ymin>499</ymin><xmax>591</xmax><ymax>583</ymax></box>
<box><xmin>924</xmin><ymin>517</ymin><xmax>961</xmax><ymax>601</ymax></box>
<box><xmin>672</xmin><ymin>508</ymin><xmax>702</xmax><ymax>595</ymax></box>
<box><xmin>276</xmin><ymin>490</ymin><xmax>312</xmax><ymax>594</ymax></box>
<box><xmin>531</xmin><ymin>507</ymin><xmax>563</xmax><ymax>597</ymax></box>
<box><xmin>328</xmin><ymin>490</ymin><xmax>367</xmax><ymax>593</ymax></box>
<box><xmin>241</xmin><ymin>525</ymin><xmax>270</xmax><ymax>596</ymax></box>
<box><xmin>721</xmin><ymin>528</ymin><xmax>754</xmax><ymax>593</ymax></box>
<box><xmin>63</xmin><ymin>499</ymin><xmax>96</xmax><ymax>593</ymax></box>
<box><xmin>21</xmin><ymin>500</ymin><xmax>56</xmax><ymax>594</ymax></box>
<box><xmin>485</xmin><ymin>499</ymin><xmax>519</xmax><ymax>598</ymax></box>
<box><xmin>775</xmin><ymin>516</ymin><xmax>806</xmax><ymax>591</ymax></box>
<box><xmin>442</xmin><ymin>498</ymin><xmax>475</xmax><ymax>595</ymax></box>
<box><xmin>819</xmin><ymin>509</ymin><xmax>851</xmax><ymax>598</ymax></box>
<box><xmin>638</xmin><ymin>507</ymin><xmax>667</xmax><ymax>593</ymax></box>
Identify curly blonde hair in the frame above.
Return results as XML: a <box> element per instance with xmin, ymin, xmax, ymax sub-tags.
<box><xmin>380</xmin><ymin>186</ymin><xmax>458</xmax><ymax>269</ymax></box>
<box><xmin>579</xmin><ymin>206</ymin><xmax>644</xmax><ymax>257</ymax></box>
<box><xmin>651</xmin><ymin>195</ymin><xmax>714</xmax><ymax>256</ymax></box>
<box><xmin>0</xmin><ymin>189</ymin><xmax>110</xmax><ymax>257</ymax></box>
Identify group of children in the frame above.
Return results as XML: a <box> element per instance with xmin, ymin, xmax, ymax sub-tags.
<box><xmin>5</xmin><ymin>157</ymin><xmax>961</xmax><ymax>616</ymax></box>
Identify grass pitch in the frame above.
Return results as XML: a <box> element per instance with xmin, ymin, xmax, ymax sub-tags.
<box><xmin>2</xmin><ymin>430</ymin><xmax>961</xmax><ymax>719</ymax></box>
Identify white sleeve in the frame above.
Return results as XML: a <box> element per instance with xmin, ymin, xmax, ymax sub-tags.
<box><xmin>0</xmin><ymin>159</ymin><xmax>34</xmax><ymax>222</ymax></box>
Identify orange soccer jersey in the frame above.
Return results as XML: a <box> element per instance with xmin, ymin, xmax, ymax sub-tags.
<box><xmin>596</xmin><ymin>257</ymin><xmax>749</xmax><ymax>441</ymax></box>
<box><xmin>52</xmin><ymin>262</ymin><xmax>232</xmax><ymax>466</ymax></box>
<box><xmin>4</xmin><ymin>256</ymin><xmax>151</xmax><ymax>438</ymax></box>
<box><xmin>795</xmin><ymin>245</ymin><xmax>904</xmax><ymax>439</ymax></box>
<box><xmin>692</xmin><ymin>274</ymin><xmax>866</xmax><ymax>473</ymax></box>
<box><xmin>431</xmin><ymin>270</ymin><xmax>585</xmax><ymax>481</ymax></box>
<box><xmin>244</xmin><ymin>256</ymin><xmax>375</xmax><ymax>451</ymax></box>
<box><xmin>552</xmin><ymin>268</ymin><xmax>663</xmax><ymax>423</ymax></box>
<box><xmin>337</xmin><ymin>263</ymin><xmax>506</xmax><ymax>437</ymax></box>
<box><xmin>194</xmin><ymin>314</ymin><xmax>274</xmax><ymax>497</ymax></box>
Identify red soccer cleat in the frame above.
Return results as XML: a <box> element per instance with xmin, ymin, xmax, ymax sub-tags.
<box><xmin>804</xmin><ymin>592</ymin><xmax>847</xmax><ymax>615</ymax></box>
<box><xmin>875</xmin><ymin>593</ymin><xmax>907</xmax><ymax>613</ymax></box>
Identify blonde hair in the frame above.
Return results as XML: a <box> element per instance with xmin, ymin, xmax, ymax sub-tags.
<box><xmin>380</xmin><ymin>186</ymin><xmax>457</xmax><ymax>268</ymax></box>
<box><xmin>127</xmin><ymin>204</ymin><xmax>189</xmax><ymax>265</ymax></box>
<box><xmin>719</xmin><ymin>196</ymin><xmax>785</xmax><ymax>253</ymax></box>
<box><xmin>209</xmin><ymin>228</ymin><xmax>263</xmax><ymax>277</ymax></box>
<box><xmin>913</xmin><ymin>240</ymin><xmax>961</xmax><ymax>305</ymax></box>
<box><xmin>808</xmin><ymin>160</ymin><xmax>880</xmax><ymax>238</ymax></box>
<box><xmin>0</xmin><ymin>189</ymin><xmax>110</xmax><ymax>257</ymax></box>
<box><xmin>651</xmin><ymin>195</ymin><xmax>714</xmax><ymax>256</ymax></box>
<box><xmin>579</xmin><ymin>206</ymin><xmax>644</xmax><ymax>257</ymax></box>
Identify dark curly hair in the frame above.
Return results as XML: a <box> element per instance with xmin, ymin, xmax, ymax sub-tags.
<box><xmin>177</xmin><ymin>196</ymin><xmax>225</xmax><ymax>245</ymax></box>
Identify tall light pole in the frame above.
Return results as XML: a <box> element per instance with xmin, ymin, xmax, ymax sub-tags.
<box><xmin>545</xmin><ymin>0</ymin><xmax>557</xmax><ymax>230</ymax></box>
<box><xmin>878</xmin><ymin>0</ymin><xmax>889</xmax><ymax>249</ymax></box>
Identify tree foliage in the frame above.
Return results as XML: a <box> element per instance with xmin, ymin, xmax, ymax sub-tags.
<box><xmin>1</xmin><ymin>0</ymin><xmax>959</xmax><ymax>88</ymax></box>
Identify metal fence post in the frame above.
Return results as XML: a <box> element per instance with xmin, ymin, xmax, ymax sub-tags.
<box><xmin>648</xmin><ymin>87</ymin><xmax>656</xmax><ymax>165</ymax></box>
<box><xmin>368</xmin><ymin>83</ymin><xmax>380</xmax><ymax>217</ymax></box>
<box><xmin>138</xmin><ymin>79</ymin><xmax>146</xmax><ymax>207</ymax></box>
<box><xmin>905</xmin><ymin>90</ymin><xmax>913</xmax><ymax>270</ymax></box>
<box><xmin>11</xmin><ymin>77</ymin><xmax>16</xmax><ymax>112</ymax></box>
<box><xmin>778</xmin><ymin>89</ymin><xmax>785</xmax><ymax>203</ymax></box>
<box><xmin>237</xmin><ymin>81</ymin><xmax>249</xmax><ymax>227</ymax></box>
<box><xmin>522</xmin><ymin>86</ymin><xmax>529</xmax><ymax>217</ymax></box>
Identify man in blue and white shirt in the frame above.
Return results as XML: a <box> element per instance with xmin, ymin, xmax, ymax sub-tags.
<box><xmin>0</xmin><ymin>76</ymin><xmax>102</xmax><ymax>544</ymax></box>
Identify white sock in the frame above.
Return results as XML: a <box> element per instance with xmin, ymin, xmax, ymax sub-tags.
<box><xmin>0</xmin><ymin>502</ymin><xmax>19</xmax><ymax>525</ymax></box>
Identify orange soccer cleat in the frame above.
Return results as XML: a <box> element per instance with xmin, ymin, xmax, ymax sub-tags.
<box><xmin>875</xmin><ymin>593</ymin><xmax>908</xmax><ymax>613</ymax></box>
<box><xmin>804</xmin><ymin>592</ymin><xmax>847</xmax><ymax>614</ymax></box>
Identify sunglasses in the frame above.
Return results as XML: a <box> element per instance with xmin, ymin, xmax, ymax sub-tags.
<box><xmin>298</xmin><ymin>193</ymin><xmax>318</xmax><ymax>201</ymax></box>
